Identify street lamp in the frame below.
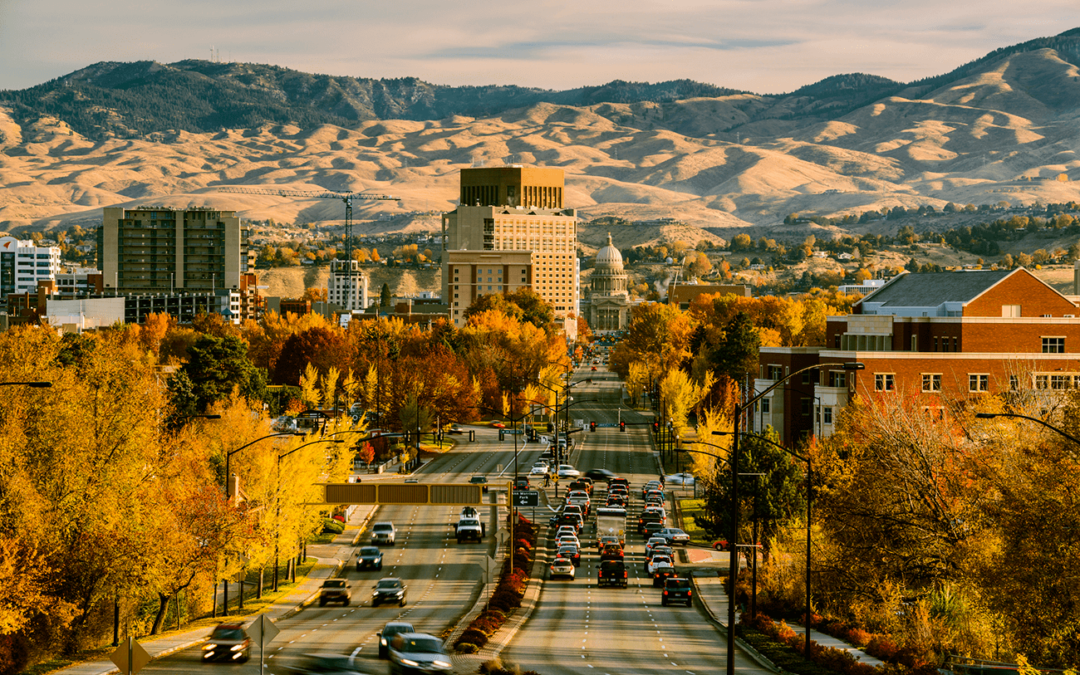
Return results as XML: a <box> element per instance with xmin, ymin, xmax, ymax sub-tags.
<box><xmin>714</xmin><ymin>360</ymin><xmax>863</xmax><ymax>674</ymax></box>
<box><xmin>225</xmin><ymin>433</ymin><xmax>303</xmax><ymax>501</ymax></box>
<box><xmin>273</xmin><ymin>439</ymin><xmax>345</xmax><ymax>591</ymax></box>
<box><xmin>975</xmin><ymin>411</ymin><xmax>1080</xmax><ymax>446</ymax></box>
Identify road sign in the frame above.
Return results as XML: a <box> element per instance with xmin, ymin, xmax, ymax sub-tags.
<box><xmin>496</xmin><ymin>528</ymin><xmax>509</xmax><ymax>547</ymax></box>
<box><xmin>110</xmin><ymin>638</ymin><xmax>151</xmax><ymax>675</ymax></box>
<box><xmin>514</xmin><ymin>490</ymin><xmax>539</xmax><ymax>507</ymax></box>
<box><xmin>247</xmin><ymin>614</ymin><xmax>280</xmax><ymax>648</ymax></box>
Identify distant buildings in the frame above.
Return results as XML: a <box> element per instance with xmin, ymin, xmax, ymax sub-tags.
<box><xmin>0</xmin><ymin>236</ymin><xmax>62</xmax><ymax>298</ymax></box>
<box><xmin>584</xmin><ymin>233</ymin><xmax>633</xmax><ymax>332</ymax></box>
<box><xmin>442</xmin><ymin>166</ymin><xmax>579</xmax><ymax>337</ymax></box>
<box><xmin>327</xmin><ymin>259</ymin><xmax>368</xmax><ymax>312</ymax></box>
<box><xmin>667</xmin><ymin>282</ymin><xmax>751</xmax><ymax>310</ymax></box>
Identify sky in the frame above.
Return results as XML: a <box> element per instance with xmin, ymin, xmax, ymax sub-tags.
<box><xmin>0</xmin><ymin>0</ymin><xmax>1078</xmax><ymax>93</ymax></box>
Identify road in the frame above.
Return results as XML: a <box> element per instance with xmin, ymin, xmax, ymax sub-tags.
<box><xmin>142</xmin><ymin>421</ymin><xmax>545</xmax><ymax>675</ymax></box>
<box><xmin>501</xmin><ymin>362</ymin><xmax>739</xmax><ymax>675</ymax></box>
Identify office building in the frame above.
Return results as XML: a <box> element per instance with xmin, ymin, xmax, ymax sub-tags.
<box><xmin>328</xmin><ymin>259</ymin><xmax>368</xmax><ymax>312</ymax></box>
<box><xmin>442</xmin><ymin>166</ymin><xmax>578</xmax><ymax>333</ymax></box>
<box><xmin>0</xmin><ymin>236</ymin><xmax>62</xmax><ymax>302</ymax></box>
<box><xmin>443</xmin><ymin>250</ymin><xmax>534</xmax><ymax>316</ymax></box>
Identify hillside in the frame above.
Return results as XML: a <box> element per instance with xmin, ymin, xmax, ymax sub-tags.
<box><xmin>1</xmin><ymin>28</ymin><xmax>1080</xmax><ymax>246</ymax></box>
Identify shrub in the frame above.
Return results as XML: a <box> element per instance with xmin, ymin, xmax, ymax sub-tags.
<box><xmin>321</xmin><ymin>518</ymin><xmax>345</xmax><ymax>534</ymax></box>
<box><xmin>457</xmin><ymin>642</ymin><xmax>480</xmax><ymax>654</ymax></box>
<box><xmin>456</xmin><ymin>628</ymin><xmax>488</xmax><ymax>650</ymax></box>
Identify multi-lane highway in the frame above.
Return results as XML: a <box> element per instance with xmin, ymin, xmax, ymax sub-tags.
<box><xmin>501</xmin><ymin>363</ymin><xmax>735</xmax><ymax>675</ymax></box>
<box><xmin>143</xmin><ymin>358</ymin><xmax>739</xmax><ymax>675</ymax></box>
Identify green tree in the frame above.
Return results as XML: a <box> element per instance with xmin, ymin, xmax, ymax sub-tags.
<box><xmin>380</xmin><ymin>283</ymin><xmax>391</xmax><ymax>309</ymax></box>
<box><xmin>181</xmin><ymin>335</ymin><xmax>265</xmax><ymax>412</ymax></box>
<box><xmin>708</xmin><ymin>312</ymin><xmax>760</xmax><ymax>384</ymax></box>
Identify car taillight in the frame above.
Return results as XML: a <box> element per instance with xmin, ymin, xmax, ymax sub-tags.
<box><xmin>687</xmin><ymin>590</ymin><xmax>692</xmax><ymax>596</ymax></box>
<box><xmin>623</xmin><ymin>571</ymin><xmax>627</xmax><ymax>577</ymax></box>
<box><xmin>663</xmin><ymin>591</ymin><xmax>668</xmax><ymax>595</ymax></box>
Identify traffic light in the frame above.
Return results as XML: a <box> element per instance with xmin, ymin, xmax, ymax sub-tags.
<box><xmin>653</xmin><ymin>421</ymin><xmax>660</xmax><ymax>434</ymax></box>
<box><xmin>620</xmin><ymin>421</ymin><xmax>626</xmax><ymax>433</ymax></box>
<box><xmin>590</xmin><ymin>421</ymin><xmax>597</xmax><ymax>432</ymax></box>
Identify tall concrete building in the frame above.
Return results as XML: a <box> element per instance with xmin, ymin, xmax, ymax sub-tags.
<box><xmin>328</xmin><ymin>259</ymin><xmax>368</xmax><ymax>311</ymax></box>
<box><xmin>442</xmin><ymin>166</ymin><xmax>578</xmax><ymax>333</ymax></box>
<box><xmin>98</xmin><ymin>207</ymin><xmax>245</xmax><ymax>294</ymax></box>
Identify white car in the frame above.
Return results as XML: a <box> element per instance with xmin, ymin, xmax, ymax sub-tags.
<box><xmin>647</xmin><ymin>555</ymin><xmax>674</xmax><ymax>575</ymax></box>
<box><xmin>530</xmin><ymin>465</ymin><xmax>550</xmax><ymax>476</ymax></box>
<box><xmin>556</xmin><ymin>525</ymin><xmax>578</xmax><ymax>539</ymax></box>
<box><xmin>664</xmin><ymin>473</ymin><xmax>696</xmax><ymax>486</ymax></box>
<box><xmin>557</xmin><ymin>465</ymin><xmax>580</xmax><ymax>478</ymax></box>
<box><xmin>550</xmin><ymin>557</ymin><xmax>576</xmax><ymax>579</ymax></box>
<box><xmin>557</xmin><ymin>534</ymin><xmax>581</xmax><ymax>548</ymax></box>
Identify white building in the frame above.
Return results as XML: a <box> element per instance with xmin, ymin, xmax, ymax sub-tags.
<box><xmin>328</xmin><ymin>259</ymin><xmax>369</xmax><ymax>311</ymax></box>
<box><xmin>0</xmin><ymin>236</ymin><xmax>62</xmax><ymax>298</ymax></box>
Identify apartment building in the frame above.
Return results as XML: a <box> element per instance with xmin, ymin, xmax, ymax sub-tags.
<box><xmin>443</xmin><ymin>250</ymin><xmax>534</xmax><ymax>315</ymax></box>
<box><xmin>752</xmin><ymin>268</ymin><xmax>1080</xmax><ymax>443</ymax></box>
<box><xmin>442</xmin><ymin>166</ymin><xmax>578</xmax><ymax>333</ymax></box>
<box><xmin>0</xmin><ymin>236</ymin><xmax>62</xmax><ymax>301</ymax></box>
<box><xmin>98</xmin><ymin>207</ymin><xmax>245</xmax><ymax>293</ymax></box>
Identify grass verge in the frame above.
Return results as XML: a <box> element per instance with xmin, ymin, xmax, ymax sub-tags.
<box><xmin>678</xmin><ymin>498</ymin><xmax>710</xmax><ymax>545</ymax></box>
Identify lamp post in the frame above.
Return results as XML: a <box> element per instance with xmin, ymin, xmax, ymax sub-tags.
<box><xmin>225</xmin><ymin>432</ymin><xmax>302</xmax><ymax>502</ymax></box>
<box><xmin>533</xmin><ymin>377</ymin><xmax>591</xmax><ymax>465</ymax></box>
<box><xmin>714</xmin><ymin>360</ymin><xmax>863</xmax><ymax>674</ymax></box>
<box><xmin>273</xmin><ymin>439</ymin><xmax>345</xmax><ymax>591</ymax></box>
<box><xmin>975</xmin><ymin>411</ymin><xmax>1080</xmax><ymax>445</ymax></box>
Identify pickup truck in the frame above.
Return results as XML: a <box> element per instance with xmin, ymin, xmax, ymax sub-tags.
<box><xmin>454</xmin><ymin>511</ymin><xmax>485</xmax><ymax>543</ymax></box>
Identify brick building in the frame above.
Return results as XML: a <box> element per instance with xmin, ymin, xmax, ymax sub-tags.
<box><xmin>752</xmin><ymin>268</ymin><xmax>1080</xmax><ymax>444</ymax></box>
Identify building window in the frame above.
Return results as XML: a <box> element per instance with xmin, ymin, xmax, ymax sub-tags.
<box><xmin>1052</xmin><ymin>374</ymin><xmax>1072</xmax><ymax>390</ymax></box>
<box><xmin>760</xmin><ymin>398</ymin><xmax>770</xmax><ymax>414</ymax></box>
<box><xmin>1009</xmin><ymin>375</ymin><xmax>1019</xmax><ymax>391</ymax></box>
<box><xmin>911</xmin><ymin>335</ymin><xmax>918</xmax><ymax>351</ymax></box>
<box><xmin>1042</xmin><ymin>337</ymin><xmax>1065</xmax><ymax>353</ymax></box>
<box><xmin>800</xmin><ymin>398</ymin><xmax>812</xmax><ymax>416</ymax></box>
<box><xmin>767</xmin><ymin>365</ymin><xmax>783</xmax><ymax>380</ymax></box>
<box><xmin>933</xmin><ymin>336</ymin><xmax>939</xmax><ymax>351</ymax></box>
<box><xmin>969</xmin><ymin>374</ymin><xmax>989</xmax><ymax>392</ymax></box>
<box><xmin>823</xmin><ymin>407</ymin><xmax>833</xmax><ymax>424</ymax></box>
<box><xmin>1035</xmin><ymin>375</ymin><xmax>1049</xmax><ymax>390</ymax></box>
<box><xmin>922</xmin><ymin>374</ymin><xmax>941</xmax><ymax>392</ymax></box>
<box><xmin>875</xmin><ymin>373</ymin><xmax>894</xmax><ymax>392</ymax></box>
<box><xmin>1002</xmin><ymin>304</ymin><xmax>1021</xmax><ymax>318</ymax></box>
<box><xmin>952</xmin><ymin>337</ymin><xmax>958</xmax><ymax>351</ymax></box>
<box><xmin>828</xmin><ymin>371</ymin><xmax>846</xmax><ymax>388</ymax></box>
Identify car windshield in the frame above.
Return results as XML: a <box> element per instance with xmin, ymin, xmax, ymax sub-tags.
<box><xmin>377</xmin><ymin>580</ymin><xmax>402</xmax><ymax>589</ymax></box>
<box><xmin>324</xmin><ymin>579</ymin><xmax>346</xmax><ymax>588</ymax></box>
<box><xmin>667</xmin><ymin>579</ymin><xmax>691</xmax><ymax>589</ymax></box>
<box><xmin>374</xmin><ymin>524</ymin><xmax>393</xmax><ymax>531</ymax></box>
<box><xmin>401</xmin><ymin>636</ymin><xmax>444</xmax><ymax>654</ymax></box>
<box><xmin>384</xmin><ymin>623</ymin><xmax>412</xmax><ymax>636</ymax></box>
<box><xmin>360</xmin><ymin>547</ymin><xmax>380</xmax><ymax>555</ymax></box>
<box><xmin>558</xmin><ymin>546</ymin><xmax>577</xmax><ymax>555</ymax></box>
<box><xmin>211</xmin><ymin>627</ymin><xmax>245</xmax><ymax>640</ymax></box>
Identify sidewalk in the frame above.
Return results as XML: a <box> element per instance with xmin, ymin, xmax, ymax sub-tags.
<box><xmin>54</xmin><ymin>505</ymin><xmax>377</xmax><ymax>675</ymax></box>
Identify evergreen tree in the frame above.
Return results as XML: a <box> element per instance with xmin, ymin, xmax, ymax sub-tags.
<box><xmin>380</xmin><ymin>283</ymin><xmax>391</xmax><ymax>309</ymax></box>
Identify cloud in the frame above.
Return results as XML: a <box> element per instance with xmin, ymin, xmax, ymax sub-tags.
<box><xmin>0</xmin><ymin>0</ymin><xmax>1077</xmax><ymax>94</ymax></box>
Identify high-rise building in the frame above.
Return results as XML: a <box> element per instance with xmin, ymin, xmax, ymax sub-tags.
<box><xmin>442</xmin><ymin>166</ymin><xmax>578</xmax><ymax>332</ymax></box>
<box><xmin>328</xmin><ymin>259</ymin><xmax>368</xmax><ymax>311</ymax></box>
<box><xmin>98</xmin><ymin>207</ymin><xmax>245</xmax><ymax>294</ymax></box>
<box><xmin>0</xmin><ymin>236</ymin><xmax>62</xmax><ymax>301</ymax></box>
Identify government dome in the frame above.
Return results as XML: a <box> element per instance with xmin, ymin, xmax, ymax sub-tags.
<box><xmin>595</xmin><ymin>233</ymin><xmax>624</xmax><ymax>270</ymax></box>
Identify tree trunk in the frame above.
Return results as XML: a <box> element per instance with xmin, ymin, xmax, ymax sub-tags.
<box><xmin>257</xmin><ymin>567</ymin><xmax>264</xmax><ymax>600</ymax></box>
<box><xmin>150</xmin><ymin>592</ymin><xmax>169</xmax><ymax>635</ymax></box>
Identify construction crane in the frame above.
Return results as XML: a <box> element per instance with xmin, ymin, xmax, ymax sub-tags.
<box><xmin>218</xmin><ymin>187</ymin><xmax>398</xmax><ymax>266</ymax></box>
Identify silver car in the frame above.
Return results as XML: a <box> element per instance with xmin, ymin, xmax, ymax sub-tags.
<box><xmin>658</xmin><ymin>527</ymin><xmax>691</xmax><ymax>546</ymax></box>
<box><xmin>388</xmin><ymin>632</ymin><xmax>453</xmax><ymax>674</ymax></box>
<box><xmin>371</xmin><ymin>521</ymin><xmax>396</xmax><ymax>546</ymax></box>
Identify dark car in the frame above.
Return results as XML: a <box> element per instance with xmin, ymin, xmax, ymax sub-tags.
<box><xmin>585</xmin><ymin>468</ymin><xmax>617</xmax><ymax>482</ymax></box>
<box><xmin>662</xmin><ymin>577</ymin><xmax>693</xmax><ymax>606</ymax></box>
<box><xmin>556</xmin><ymin>513</ymin><xmax>583</xmax><ymax>533</ymax></box>
<box><xmin>601</xmin><ymin>543</ymin><xmax>624</xmax><ymax>561</ymax></box>
<box><xmin>377</xmin><ymin>621</ymin><xmax>416</xmax><ymax>659</ymax></box>
<box><xmin>609</xmin><ymin>477</ymin><xmax>630</xmax><ymax>490</ymax></box>
<box><xmin>372</xmin><ymin>577</ymin><xmax>407</xmax><ymax>607</ymax></box>
<box><xmin>387</xmin><ymin>632</ymin><xmax>453</xmax><ymax>674</ymax></box>
<box><xmin>568</xmin><ymin>480</ymin><xmax>592</xmax><ymax>494</ymax></box>
<box><xmin>638</xmin><ymin>510</ymin><xmax>665</xmax><ymax>533</ymax></box>
<box><xmin>643</xmin><ymin>521</ymin><xmax>666</xmax><ymax>538</ymax></box>
<box><xmin>557</xmin><ymin>544</ymin><xmax>581</xmax><ymax>567</ymax></box>
<box><xmin>606</xmin><ymin>494</ymin><xmax>627</xmax><ymax>508</ymax></box>
<box><xmin>201</xmin><ymin>623</ymin><xmax>251</xmax><ymax>663</ymax></box>
<box><xmin>290</xmin><ymin>652</ymin><xmax>370</xmax><ymax>674</ymax></box>
<box><xmin>514</xmin><ymin>476</ymin><xmax>531</xmax><ymax>491</ymax></box>
<box><xmin>356</xmin><ymin>546</ymin><xmax>384</xmax><ymax>571</ymax></box>
<box><xmin>598</xmin><ymin>560</ymin><xmax>627</xmax><ymax>587</ymax></box>
<box><xmin>653</xmin><ymin>564</ymin><xmax>677</xmax><ymax>587</ymax></box>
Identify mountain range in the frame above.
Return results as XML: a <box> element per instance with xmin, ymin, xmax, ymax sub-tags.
<box><xmin>2</xmin><ymin>28</ymin><xmax>1080</xmax><ymax>250</ymax></box>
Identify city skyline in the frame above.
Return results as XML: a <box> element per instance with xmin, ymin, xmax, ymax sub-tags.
<box><xmin>0</xmin><ymin>1</ymin><xmax>1076</xmax><ymax>93</ymax></box>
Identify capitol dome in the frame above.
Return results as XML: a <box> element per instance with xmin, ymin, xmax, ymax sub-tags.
<box><xmin>595</xmin><ymin>233</ymin><xmax>624</xmax><ymax>270</ymax></box>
